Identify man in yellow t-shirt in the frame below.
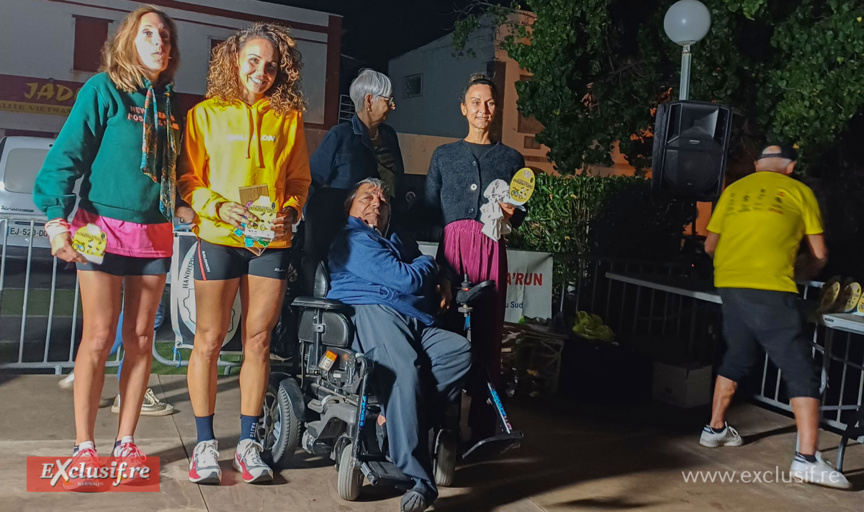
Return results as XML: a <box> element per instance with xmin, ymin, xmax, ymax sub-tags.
<box><xmin>700</xmin><ymin>145</ymin><xmax>849</xmax><ymax>489</ymax></box>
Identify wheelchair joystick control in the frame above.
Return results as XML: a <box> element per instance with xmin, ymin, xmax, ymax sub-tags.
<box><xmin>456</xmin><ymin>276</ymin><xmax>496</xmax><ymax>308</ymax></box>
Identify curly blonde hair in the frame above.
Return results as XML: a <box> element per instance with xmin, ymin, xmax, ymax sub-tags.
<box><xmin>207</xmin><ymin>23</ymin><xmax>305</xmax><ymax>116</ymax></box>
<box><xmin>102</xmin><ymin>6</ymin><xmax>180</xmax><ymax>92</ymax></box>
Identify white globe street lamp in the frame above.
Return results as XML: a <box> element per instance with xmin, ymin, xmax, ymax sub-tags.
<box><xmin>664</xmin><ymin>0</ymin><xmax>712</xmax><ymax>100</ymax></box>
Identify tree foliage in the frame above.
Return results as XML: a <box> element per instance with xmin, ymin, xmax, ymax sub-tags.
<box><xmin>507</xmin><ymin>173</ymin><xmax>692</xmax><ymax>287</ymax></box>
<box><xmin>454</xmin><ymin>0</ymin><xmax>864</xmax><ymax>175</ymax></box>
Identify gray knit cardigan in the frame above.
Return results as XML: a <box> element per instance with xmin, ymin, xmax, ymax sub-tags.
<box><xmin>424</xmin><ymin>140</ymin><xmax>527</xmax><ymax>228</ymax></box>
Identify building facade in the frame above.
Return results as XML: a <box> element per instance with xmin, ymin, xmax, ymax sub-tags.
<box><xmin>386</xmin><ymin>12</ymin><xmax>637</xmax><ymax>178</ymax></box>
<box><xmin>0</xmin><ymin>0</ymin><xmax>342</xmax><ymax>145</ymax></box>
<box><xmin>386</xmin><ymin>13</ymin><xmax>555</xmax><ymax>176</ymax></box>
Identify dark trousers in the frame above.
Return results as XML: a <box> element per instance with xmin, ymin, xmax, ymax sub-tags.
<box><xmin>351</xmin><ymin>304</ymin><xmax>472</xmax><ymax>496</ymax></box>
<box><xmin>717</xmin><ymin>288</ymin><xmax>821</xmax><ymax>399</ymax></box>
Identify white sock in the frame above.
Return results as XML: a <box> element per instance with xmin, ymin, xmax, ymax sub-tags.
<box><xmin>74</xmin><ymin>440</ymin><xmax>95</xmax><ymax>454</ymax></box>
<box><xmin>113</xmin><ymin>435</ymin><xmax>134</xmax><ymax>456</ymax></box>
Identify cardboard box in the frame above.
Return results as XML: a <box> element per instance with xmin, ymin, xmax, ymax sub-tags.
<box><xmin>652</xmin><ymin>362</ymin><xmax>712</xmax><ymax>408</ymax></box>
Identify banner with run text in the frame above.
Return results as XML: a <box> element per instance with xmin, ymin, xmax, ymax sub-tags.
<box><xmin>417</xmin><ymin>242</ymin><xmax>553</xmax><ymax>323</ymax></box>
<box><xmin>502</xmin><ymin>249</ymin><xmax>553</xmax><ymax>322</ymax></box>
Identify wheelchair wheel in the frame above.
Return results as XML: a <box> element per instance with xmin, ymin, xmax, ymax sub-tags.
<box><xmin>337</xmin><ymin>442</ymin><xmax>363</xmax><ymax>501</ymax></box>
<box><xmin>259</xmin><ymin>375</ymin><xmax>300</xmax><ymax>469</ymax></box>
<box><xmin>433</xmin><ymin>429</ymin><xmax>458</xmax><ymax>487</ymax></box>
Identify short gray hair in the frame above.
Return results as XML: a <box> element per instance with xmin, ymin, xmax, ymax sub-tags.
<box><xmin>344</xmin><ymin>177</ymin><xmax>386</xmax><ymax>215</ymax></box>
<box><xmin>349</xmin><ymin>69</ymin><xmax>393</xmax><ymax>113</ymax></box>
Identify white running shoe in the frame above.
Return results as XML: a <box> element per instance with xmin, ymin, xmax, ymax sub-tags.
<box><xmin>111</xmin><ymin>388</ymin><xmax>175</xmax><ymax>416</ymax></box>
<box><xmin>140</xmin><ymin>388</ymin><xmax>175</xmax><ymax>416</ymax></box>
<box><xmin>59</xmin><ymin>371</ymin><xmax>75</xmax><ymax>390</ymax></box>
<box><xmin>233</xmin><ymin>439</ymin><xmax>273</xmax><ymax>483</ymax></box>
<box><xmin>189</xmin><ymin>440</ymin><xmax>221</xmax><ymax>484</ymax></box>
<box><xmin>790</xmin><ymin>452</ymin><xmax>852</xmax><ymax>489</ymax></box>
<box><xmin>699</xmin><ymin>423</ymin><xmax>743</xmax><ymax>448</ymax></box>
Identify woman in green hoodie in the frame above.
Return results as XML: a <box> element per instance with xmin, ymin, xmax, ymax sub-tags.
<box><xmin>32</xmin><ymin>6</ymin><xmax>186</xmax><ymax>485</ymax></box>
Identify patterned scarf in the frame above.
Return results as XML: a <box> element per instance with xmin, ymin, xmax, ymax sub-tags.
<box><xmin>140</xmin><ymin>83</ymin><xmax>177</xmax><ymax>221</ymax></box>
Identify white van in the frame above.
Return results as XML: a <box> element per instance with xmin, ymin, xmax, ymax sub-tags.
<box><xmin>0</xmin><ymin>136</ymin><xmax>54</xmax><ymax>257</ymax></box>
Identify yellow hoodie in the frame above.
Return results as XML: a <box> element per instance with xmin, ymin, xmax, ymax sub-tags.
<box><xmin>178</xmin><ymin>98</ymin><xmax>311</xmax><ymax>249</ymax></box>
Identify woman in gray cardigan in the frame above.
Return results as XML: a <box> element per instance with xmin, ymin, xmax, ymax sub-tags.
<box><xmin>424</xmin><ymin>73</ymin><xmax>526</xmax><ymax>442</ymax></box>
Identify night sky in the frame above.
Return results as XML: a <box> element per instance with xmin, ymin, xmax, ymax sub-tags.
<box><xmin>263</xmin><ymin>0</ymin><xmax>499</xmax><ymax>70</ymax></box>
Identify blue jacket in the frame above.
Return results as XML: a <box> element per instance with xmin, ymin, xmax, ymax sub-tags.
<box><xmin>327</xmin><ymin>216</ymin><xmax>439</xmax><ymax>325</ymax></box>
<box><xmin>309</xmin><ymin>114</ymin><xmax>404</xmax><ymax>190</ymax></box>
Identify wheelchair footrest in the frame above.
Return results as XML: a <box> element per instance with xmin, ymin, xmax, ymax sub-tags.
<box><xmin>360</xmin><ymin>460</ymin><xmax>413</xmax><ymax>488</ymax></box>
<box><xmin>461</xmin><ymin>431</ymin><xmax>523</xmax><ymax>463</ymax></box>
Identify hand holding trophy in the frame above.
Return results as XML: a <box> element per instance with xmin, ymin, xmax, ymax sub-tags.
<box><xmin>272</xmin><ymin>207</ymin><xmax>297</xmax><ymax>242</ymax></box>
<box><xmin>217</xmin><ymin>201</ymin><xmax>250</xmax><ymax>228</ymax></box>
<box><xmin>231</xmin><ymin>185</ymin><xmax>279</xmax><ymax>255</ymax></box>
<box><xmin>70</xmin><ymin>224</ymin><xmax>108</xmax><ymax>264</ymax></box>
<box><xmin>497</xmin><ymin>167</ymin><xmax>536</xmax><ymax>219</ymax></box>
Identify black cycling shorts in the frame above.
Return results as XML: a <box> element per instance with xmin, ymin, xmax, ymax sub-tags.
<box><xmin>194</xmin><ymin>239</ymin><xmax>291</xmax><ymax>281</ymax></box>
<box><xmin>76</xmin><ymin>253</ymin><xmax>170</xmax><ymax>276</ymax></box>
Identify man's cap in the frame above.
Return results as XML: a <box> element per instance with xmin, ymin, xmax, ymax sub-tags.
<box><xmin>758</xmin><ymin>145</ymin><xmax>797</xmax><ymax>162</ymax></box>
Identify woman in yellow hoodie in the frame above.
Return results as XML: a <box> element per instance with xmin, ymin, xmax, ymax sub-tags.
<box><xmin>177</xmin><ymin>23</ymin><xmax>311</xmax><ymax>485</ymax></box>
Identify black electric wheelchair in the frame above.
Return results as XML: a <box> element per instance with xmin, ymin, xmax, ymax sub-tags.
<box><xmin>255</xmin><ymin>189</ymin><xmax>523</xmax><ymax>500</ymax></box>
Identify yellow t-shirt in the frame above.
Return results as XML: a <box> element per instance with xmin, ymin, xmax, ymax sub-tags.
<box><xmin>707</xmin><ymin>171</ymin><xmax>823</xmax><ymax>293</ymax></box>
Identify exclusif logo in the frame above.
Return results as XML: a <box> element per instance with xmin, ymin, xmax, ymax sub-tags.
<box><xmin>26</xmin><ymin>456</ymin><xmax>161</xmax><ymax>492</ymax></box>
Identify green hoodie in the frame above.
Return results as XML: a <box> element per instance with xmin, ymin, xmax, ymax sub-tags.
<box><xmin>33</xmin><ymin>73</ymin><xmax>180</xmax><ymax>224</ymax></box>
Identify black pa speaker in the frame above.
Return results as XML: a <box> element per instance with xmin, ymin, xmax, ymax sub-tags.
<box><xmin>652</xmin><ymin>101</ymin><xmax>732</xmax><ymax>201</ymax></box>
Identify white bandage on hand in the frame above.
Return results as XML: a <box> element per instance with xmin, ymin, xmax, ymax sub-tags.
<box><xmin>45</xmin><ymin>218</ymin><xmax>71</xmax><ymax>243</ymax></box>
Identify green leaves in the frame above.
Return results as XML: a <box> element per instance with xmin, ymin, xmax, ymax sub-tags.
<box><xmin>507</xmin><ymin>173</ymin><xmax>685</xmax><ymax>288</ymax></box>
<box><xmin>453</xmin><ymin>0</ymin><xmax>864</xmax><ymax>175</ymax></box>
<box><xmin>762</xmin><ymin>1</ymin><xmax>864</xmax><ymax>162</ymax></box>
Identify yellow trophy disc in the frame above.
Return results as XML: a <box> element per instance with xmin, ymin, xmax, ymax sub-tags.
<box><xmin>509</xmin><ymin>167</ymin><xmax>536</xmax><ymax>205</ymax></box>
<box><xmin>841</xmin><ymin>282</ymin><xmax>862</xmax><ymax>313</ymax></box>
<box><xmin>819</xmin><ymin>281</ymin><xmax>841</xmax><ymax>313</ymax></box>
<box><xmin>71</xmin><ymin>223</ymin><xmax>107</xmax><ymax>265</ymax></box>
<box><xmin>855</xmin><ymin>289</ymin><xmax>864</xmax><ymax>316</ymax></box>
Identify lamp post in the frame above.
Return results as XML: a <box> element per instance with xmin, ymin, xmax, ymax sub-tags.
<box><xmin>664</xmin><ymin>0</ymin><xmax>712</xmax><ymax>101</ymax></box>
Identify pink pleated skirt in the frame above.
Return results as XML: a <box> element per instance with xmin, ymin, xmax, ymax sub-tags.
<box><xmin>440</xmin><ymin>219</ymin><xmax>507</xmax><ymax>388</ymax></box>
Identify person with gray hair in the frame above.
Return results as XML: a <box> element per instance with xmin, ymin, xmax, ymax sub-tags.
<box><xmin>349</xmin><ymin>69</ymin><xmax>392</xmax><ymax>113</ymax></box>
<box><xmin>309</xmin><ymin>68</ymin><xmax>404</xmax><ymax>199</ymax></box>
<box><xmin>326</xmin><ymin>178</ymin><xmax>471</xmax><ymax>512</ymax></box>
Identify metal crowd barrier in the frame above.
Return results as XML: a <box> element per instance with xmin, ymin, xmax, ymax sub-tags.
<box><xmin>562</xmin><ymin>256</ymin><xmax>703</xmax><ymax>359</ymax></box>
<box><xmin>579</xmin><ymin>260</ymin><xmax>862</xmax><ymax>439</ymax></box>
<box><xmin>0</xmin><ymin>215</ymin><xmax>97</xmax><ymax>373</ymax></box>
<box><xmin>0</xmin><ymin>215</ymin><xmax>241</xmax><ymax>374</ymax></box>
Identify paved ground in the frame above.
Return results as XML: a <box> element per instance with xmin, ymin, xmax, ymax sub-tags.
<box><xmin>1</xmin><ymin>374</ymin><xmax>862</xmax><ymax>511</ymax></box>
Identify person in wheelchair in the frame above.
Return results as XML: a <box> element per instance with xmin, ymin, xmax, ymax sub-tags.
<box><xmin>327</xmin><ymin>177</ymin><xmax>472</xmax><ymax>512</ymax></box>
